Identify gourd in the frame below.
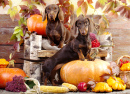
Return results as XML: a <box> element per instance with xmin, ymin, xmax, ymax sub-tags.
<box><xmin>107</xmin><ymin>76</ymin><xmax>126</xmax><ymax>90</ymax></box>
<box><xmin>0</xmin><ymin>68</ymin><xmax>26</xmax><ymax>88</ymax></box>
<box><xmin>27</xmin><ymin>14</ymin><xmax>47</xmax><ymax>36</ymax></box>
<box><xmin>0</xmin><ymin>59</ymin><xmax>9</xmax><ymax>68</ymax></box>
<box><xmin>120</xmin><ymin>63</ymin><xmax>130</xmax><ymax>71</ymax></box>
<box><xmin>60</xmin><ymin>59</ymin><xmax>110</xmax><ymax>86</ymax></box>
<box><xmin>92</xmin><ymin>82</ymin><xmax>112</xmax><ymax>92</ymax></box>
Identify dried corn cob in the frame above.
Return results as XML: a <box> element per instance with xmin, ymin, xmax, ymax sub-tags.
<box><xmin>40</xmin><ymin>85</ymin><xmax>69</xmax><ymax>93</ymax></box>
<box><xmin>62</xmin><ymin>83</ymin><xmax>78</xmax><ymax>91</ymax></box>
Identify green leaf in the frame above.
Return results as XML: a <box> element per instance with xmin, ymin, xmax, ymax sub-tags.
<box><xmin>25</xmin><ymin>80</ymin><xmax>36</xmax><ymax>89</ymax></box>
<box><xmin>98</xmin><ymin>0</ymin><xmax>107</xmax><ymax>6</ymax></box>
<box><xmin>9</xmin><ymin>53</ymin><xmax>12</xmax><ymax>59</ymax></box>
<box><xmin>7</xmin><ymin>6</ymin><xmax>19</xmax><ymax>21</ymax></box>
<box><xmin>10</xmin><ymin>34</ymin><xmax>17</xmax><ymax>40</ymax></box>
<box><xmin>76</xmin><ymin>6</ymin><xmax>82</xmax><ymax>17</ymax></box>
<box><xmin>16</xmin><ymin>33</ymin><xmax>21</xmax><ymax>41</ymax></box>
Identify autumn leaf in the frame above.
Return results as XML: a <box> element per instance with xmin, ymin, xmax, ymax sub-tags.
<box><xmin>103</xmin><ymin>1</ymin><xmax>113</xmax><ymax>13</ymax></box>
<box><xmin>95</xmin><ymin>1</ymin><xmax>103</xmax><ymax>9</ymax></box>
<box><xmin>9</xmin><ymin>0</ymin><xmax>12</xmax><ymax>7</ymax></box>
<box><xmin>77</xmin><ymin>0</ymin><xmax>84</xmax><ymax>7</ymax></box>
<box><xmin>81</xmin><ymin>2</ymin><xmax>88</xmax><ymax>16</ymax></box>
<box><xmin>120</xmin><ymin>0</ymin><xmax>126</xmax><ymax>4</ymax></box>
<box><xmin>108</xmin><ymin>10</ymin><xmax>118</xmax><ymax>18</ymax></box>
<box><xmin>59</xmin><ymin>0</ymin><xmax>64</xmax><ymax>4</ymax></box>
<box><xmin>7</xmin><ymin>6</ymin><xmax>20</xmax><ymax>21</ymax></box>
<box><xmin>88</xmin><ymin>4</ymin><xmax>94</xmax><ymax>9</ymax></box>
<box><xmin>87</xmin><ymin>0</ymin><xmax>93</xmax><ymax>4</ymax></box>
<box><xmin>98</xmin><ymin>0</ymin><xmax>108</xmax><ymax>6</ymax></box>
<box><xmin>76</xmin><ymin>6</ymin><xmax>82</xmax><ymax>17</ymax></box>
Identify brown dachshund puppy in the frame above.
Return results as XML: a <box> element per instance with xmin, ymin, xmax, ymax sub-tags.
<box><xmin>42</xmin><ymin>4</ymin><xmax>72</xmax><ymax>48</ymax></box>
<box><xmin>22</xmin><ymin>15</ymin><xmax>93</xmax><ymax>85</ymax></box>
<box><xmin>42</xmin><ymin>15</ymin><xmax>93</xmax><ymax>85</ymax></box>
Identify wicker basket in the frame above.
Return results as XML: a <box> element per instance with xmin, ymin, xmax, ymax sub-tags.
<box><xmin>116</xmin><ymin>55</ymin><xmax>130</xmax><ymax>89</ymax></box>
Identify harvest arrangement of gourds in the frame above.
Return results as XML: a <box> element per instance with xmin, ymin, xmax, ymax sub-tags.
<box><xmin>0</xmin><ymin>14</ymin><xmax>130</xmax><ymax>93</ymax></box>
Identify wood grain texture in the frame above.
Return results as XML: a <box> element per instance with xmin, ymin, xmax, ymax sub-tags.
<box><xmin>0</xmin><ymin>14</ymin><xmax>18</xmax><ymax>28</ymax></box>
<box><xmin>0</xmin><ymin>45</ymin><xmax>24</xmax><ymax>63</ymax></box>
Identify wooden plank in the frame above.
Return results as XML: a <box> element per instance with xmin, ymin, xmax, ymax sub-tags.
<box><xmin>14</xmin><ymin>63</ymin><xmax>23</xmax><ymax>69</ymax></box>
<box><xmin>37</xmin><ymin>50</ymin><xmax>58</xmax><ymax>57</ymax></box>
<box><xmin>0</xmin><ymin>45</ymin><xmax>24</xmax><ymax>63</ymax></box>
<box><xmin>0</xmin><ymin>14</ymin><xmax>18</xmax><ymax>28</ymax></box>
<box><xmin>37</xmin><ymin>49</ymin><xmax>108</xmax><ymax>58</ymax></box>
<box><xmin>0</xmin><ymin>28</ymin><xmax>16</xmax><ymax>45</ymax></box>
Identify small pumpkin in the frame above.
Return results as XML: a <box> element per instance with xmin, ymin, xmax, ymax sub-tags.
<box><xmin>27</xmin><ymin>14</ymin><xmax>47</xmax><ymax>36</ymax></box>
<box><xmin>60</xmin><ymin>59</ymin><xmax>110</xmax><ymax>86</ymax></box>
<box><xmin>0</xmin><ymin>59</ymin><xmax>9</xmax><ymax>68</ymax></box>
<box><xmin>92</xmin><ymin>82</ymin><xmax>112</xmax><ymax>92</ymax></box>
<box><xmin>0</xmin><ymin>68</ymin><xmax>26</xmax><ymax>88</ymax></box>
<box><xmin>107</xmin><ymin>76</ymin><xmax>126</xmax><ymax>91</ymax></box>
<box><xmin>120</xmin><ymin>63</ymin><xmax>130</xmax><ymax>71</ymax></box>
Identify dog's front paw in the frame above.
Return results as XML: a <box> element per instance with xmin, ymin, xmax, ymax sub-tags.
<box><xmin>58</xmin><ymin>43</ymin><xmax>63</xmax><ymax>48</ymax></box>
<box><xmin>51</xmin><ymin>42</ymin><xmax>56</xmax><ymax>46</ymax></box>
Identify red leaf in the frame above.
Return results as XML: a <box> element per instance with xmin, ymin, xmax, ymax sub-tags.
<box><xmin>38</xmin><ymin>0</ymin><xmax>46</xmax><ymax>5</ymax></box>
<box><xmin>20</xmin><ymin>5</ymin><xmax>29</xmax><ymax>10</ymax></box>
<box><xmin>77</xmin><ymin>0</ymin><xmax>84</xmax><ymax>7</ymax></box>
<box><xmin>69</xmin><ymin>4</ymin><xmax>74</xmax><ymax>14</ymax></box>
<box><xmin>120</xmin><ymin>0</ymin><xmax>126</xmax><ymax>4</ymax></box>
<box><xmin>114</xmin><ymin>5</ymin><xmax>124</xmax><ymax>12</ymax></box>
<box><xmin>59</xmin><ymin>0</ymin><xmax>64</xmax><ymax>4</ymax></box>
<box><xmin>81</xmin><ymin>2</ymin><xmax>88</xmax><ymax>16</ymax></box>
<box><xmin>63</xmin><ymin>1</ymin><xmax>70</xmax><ymax>7</ymax></box>
<box><xmin>4</xmin><ymin>0</ymin><xmax>9</xmax><ymax>5</ymax></box>
<box><xmin>22</xmin><ymin>0</ymin><xmax>31</xmax><ymax>3</ymax></box>
<box><xmin>61</xmin><ymin>6</ymin><xmax>68</xmax><ymax>13</ymax></box>
<box><xmin>95</xmin><ymin>1</ymin><xmax>102</xmax><ymax>9</ymax></box>
<box><xmin>15</xmin><ymin>13</ymin><xmax>20</xmax><ymax>20</ymax></box>
<box><xmin>33</xmin><ymin>8</ymin><xmax>41</xmax><ymax>15</ymax></box>
<box><xmin>120</xmin><ymin>8</ymin><xmax>126</xmax><ymax>16</ymax></box>
<box><xmin>87</xmin><ymin>0</ymin><xmax>93</xmax><ymax>4</ymax></box>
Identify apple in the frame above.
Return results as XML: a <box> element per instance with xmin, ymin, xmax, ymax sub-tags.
<box><xmin>77</xmin><ymin>82</ymin><xmax>87</xmax><ymax>92</ymax></box>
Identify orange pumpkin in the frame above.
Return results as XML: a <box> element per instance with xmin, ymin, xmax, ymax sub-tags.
<box><xmin>27</xmin><ymin>14</ymin><xmax>47</xmax><ymax>36</ymax></box>
<box><xmin>0</xmin><ymin>68</ymin><xmax>26</xmax><ymax>88</ymax></box>
<box><xmin>60</xmin><ymin>59</ymin><xmax>110</xmax><ymax>86</ymax></box>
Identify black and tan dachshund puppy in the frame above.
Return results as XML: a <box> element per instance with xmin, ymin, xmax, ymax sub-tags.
<box><xmin>42</xmin><ymin>4</ymin><xmax>72</xmax><ymax>48</ymax></box>
<box><xmin>22</xmin><ymin>15</ymin><xmax>93</xmax><ymax>85</ymax></box>
<box><xmin>43</xmin><ymin>14</ymin><xmax>93</xmax><ymax>84</ymax></box>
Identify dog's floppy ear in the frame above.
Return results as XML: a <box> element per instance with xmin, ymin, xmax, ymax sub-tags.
<box><xmin>42</xmin><ymin>7</ymin><xmax>47</xmax><ymax>21</ymax></box>
<box><xmin>87</xmin><ymin>18</ymin><xmax>95</xmax><ymax>32</ymax></box>
<box><xmin>58</xmin><ymin>7</ymin><xmax>64</xmax><ymax>21</ymax></box>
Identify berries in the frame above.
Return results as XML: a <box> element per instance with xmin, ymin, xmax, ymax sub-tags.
<box><xmin>120</xmin><ymin>59</ymin><xmax>129</xmax><ymax>67</ymax></box>
<box><xmin>90</xmin><ymin>33</ymin><xmax>97</xmax><ymax>41</ymax></box>
<box><xmin>90</xmin><ymin>33</ymin><xmax>100</xmax><ymax>48</ymax></box>
<box><xmin>5</xmin><ymin>75</ymin><xmax>26</xmax><ymax>92</ymax></box>
<box><xmin>91</xmin><ymin>39</ymin><xmax>100</xmax><ymax>48</ymax></box>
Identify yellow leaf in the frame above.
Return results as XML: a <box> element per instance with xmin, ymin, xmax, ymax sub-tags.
<box><xmin>88</xmin><ymin>4</ymin><xmax>94</xmax><ymax>9</ymax></box>
<box><xmin>9</xmin><ymin>0</ymin><xmax>12</xmax><ymax>7</ymax></box>
<box><xmin>76</xmin><ymin>7</ymin><xmax>82</xmax><ymax>17</ymax></box>
<box><xmin>98</xmin><ymin>0</ymin><xmax>107</xmax><ymax>6</ymax></box>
